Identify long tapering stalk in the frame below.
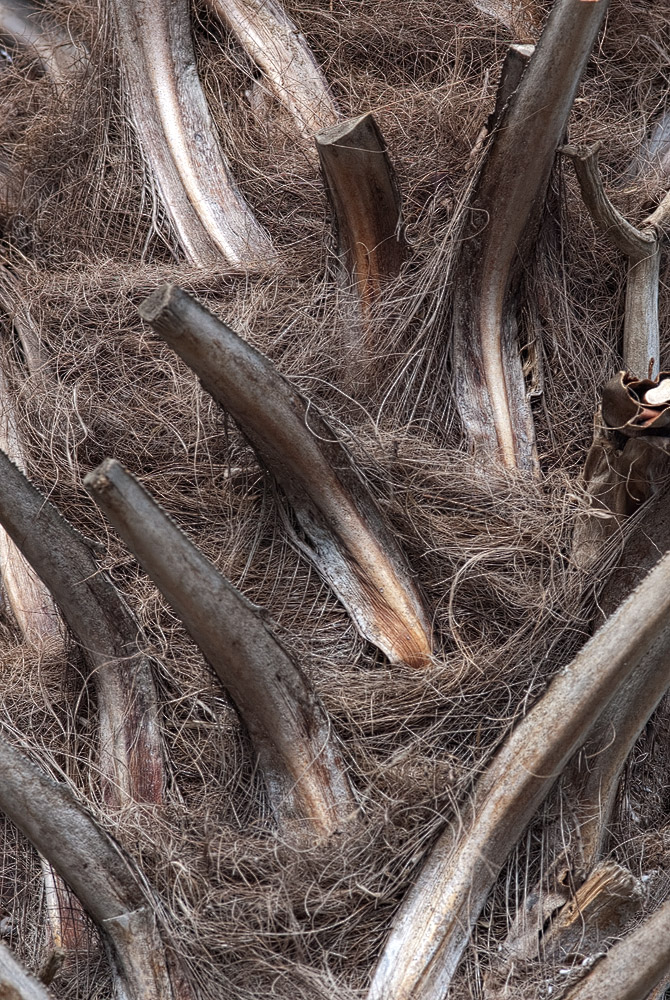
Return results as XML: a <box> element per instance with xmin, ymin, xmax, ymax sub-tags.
<box><xmin>0</xmin><ymin>449</ymin><xmax>165</xmax><ymax>808</ymax></box>
<box><xmin>451</xmin><ymin>0</ymin><xmax>610</xmax><ymax>472</ymax></box>
<box><xmin>0</xmin><ymin>941</ymin><xmax>53</xmax><ymax>1000</ymax></box>
<box><xmin>85</xmin><ymin>458</ymin><xmax>356</xmax><ymax>839</ymax></box>
<box><xmin>110</xmin><ymin>0</ymin><xmax>276</xmax><ymax>268</ymax></box>
<box><xmin>368</xmin><ymin>548</ymin><xmax>670</xmax><ymax>1000</ymax></box>
<box><xmin>139</xmin><ymin>284</ymin><xmax>433</xmax><ymax>668</ymax></box>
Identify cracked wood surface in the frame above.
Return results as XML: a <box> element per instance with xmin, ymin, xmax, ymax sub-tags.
<box><xmin>109</xmin><ymin>0</ymin><xmax>276</xmax><ymax>268</ymax></box>
<box><xmin>451</xmin><ymin>0</ymin><xmax>610</xmax><ymax>472</ymax></box>
<box><xmin>367</xmin><ymin>547</ymin><xmax>670</xmax><ymax>1000</ymax></box>
<box><xmin>85</xmin><ymin>458</ymin><xmax>356</xmax><ymax>840</ymax></box>
<box><xmin>139</xmin><ymin>283</ymin><xmax>433</xmax><ymax>668</ymax></box>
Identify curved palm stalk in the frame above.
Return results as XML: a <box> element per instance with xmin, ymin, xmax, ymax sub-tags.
<box><xmin>316</xmin><ymin>113</ymin><xmax>407</xmax><ymax>319</ymax></box>
<box><xmin>562</xmin><ymin>143</ymin><xmax>670</xmax><ymax>379</ymax></box>
<box><xmin>204</xmin><ymin>0</ymin><xmax>337</xmax><ymax>138</ymax></box>
<box><xmin>564</xmin><ymin>896</ymin><xmax>670</xmax><ymax>1000</ymax></box>
<box><xmin>451</xmin><ymin>0</ymin><xmax>610</xmax><ymax>473</ymax></box>
<box><xmin>0</xmin><ymin>941</ymin><xmax>53</xmax><ymax>1000</ymax></box>
<box><xmin>85</xmin><ymin>458</ymin><xmax>356</xmax><ymax>840</ymax></box>
<box><xmin>109</xmin><ymin>0</ymin><xmax>276</xmax><ymax>269</ymax></box>
<box><xmin>0</xmin><ymin>449</ymin><xmax>165</xmax><ymax>808</ymax></box>
<box><xmin>367</xmin><ymin>548</ymin><xmax>670</xmax><ymax>1000</ymax></box>
<box><xmin>0</xmin><ymin>734</ymin><xmax>190</xmax><ymax>1000</ymax></box>
<box><xmin>138</xmin><ymin>284</ymin><xmax>433</xmax><ymax>668</ymax></box>
<box><xmin>0</xmin><ymin>0</ymin><xmax>85</xmax><ymax>88</ymax></box>
<box><xmin>0</xmin><ymin>366</ymin><xmax>60</xmax><ymax>649</ymax></box>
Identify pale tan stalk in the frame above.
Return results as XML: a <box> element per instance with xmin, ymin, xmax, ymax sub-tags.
<box><xmin>85</xmin><ymin>458</ymin><xmax>356</xmax><ymax>840</ymax></box>
<box><xmin>204</xmin><ymin>0</ymin><xmax>337</xmax><ymax>138</ymax></box>
<box><xmin>368</xmin><ymin>549</ymin><xmax>670</xmax><ymax>1000</ymax></box>
<box><xmin>0</xmin><ymin>0</ymin><xmax>84</xmax><ymax>88</ymax></box>
<box><xmin>0</xmin><ymin>735</ymin><xmax>191</xmax><ymax>1000</ymax></box>
<box><xmin>452</xmin><ymin>0</ymin><xmax>610</xmax><ymax>472</ymax></box>
<box><xmin>138</xmin><ymin>284</ymin><xmax>433</xmax><ymax>668</ymax></box>
<box><xmin>110</xmin><ymin>0</ymin><xmax>276</xmax><ymax>268</ymax></box>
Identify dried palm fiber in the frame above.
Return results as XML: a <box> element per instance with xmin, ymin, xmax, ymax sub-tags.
<box><xmin>0</xmin><ymin>1</ymin><xmax>670</xmax><ymax>1000</ymax></box>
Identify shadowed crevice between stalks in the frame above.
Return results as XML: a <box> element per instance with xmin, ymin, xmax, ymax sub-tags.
<box><xmin>84</xmin><ymin>457</ymin><xmax>357</xmax><ymax>840</ymax></box>
<box><xmin>367</xmin><ymin>547</ymin><xmax>670</xmax><ymax>1000</ymax></box>
<box><xmin>138</xmin><ymin>283</ymin><xmax>433</xmax><ymax>668</ymax></box>
<box><xmin>451</xmin><ymin>0</ymin><xmax>610</xmax><ymax>473</ymax></box>
<box><xmin>109</xmin><ymin>0</ymin><xmax>276</xmax><ymax>268</ymax></box>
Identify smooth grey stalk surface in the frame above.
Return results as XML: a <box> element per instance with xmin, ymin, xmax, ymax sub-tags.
<box><xmin>0</xmin><ymin>736</ymin><xmax>188</xmax><ymax>1000</ymax></box>
<box><xmin>110</xmin><ymin>0</ymin><xmax>275</xmax><ymax>268</ymax></box>
<box><xmin>205</xmin><ymin>0</ymin><xmax>338</xmax><ymax>139</ymax></box>
<box><xmin>564</xmin><ymin>897</ymin><xmax>670</xmax><ymax>1000</ymax></box>
<box><xmin>139</xmin><ymin>283</ymin><xmax>433</xmax><ymax>668</ymax></box>
<box><xmin>85</xmin><ymin>458</ymin><xmax>356</xmax><ymax>839</ymax></box>
<box><xmin>0</xmin><ymin>941</ymin><xmax>53</xmax><ymax>1000</ymax></box>
<box><xmin>451</xmin><ymin>0</ymin><xmax>610</xmax><ymax>472</ymax></box>
<box><xmin>0</xmin><ymin>448</ymin><xmax>164</xmax><ymax>807</ymax></box>
<box><xmin>367</xmin><ymin>547</ymin><xmax>670</xmax><ymax>1000</ymax></box>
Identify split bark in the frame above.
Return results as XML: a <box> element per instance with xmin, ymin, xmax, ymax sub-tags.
<box><xmin>0</xmin><ymin>735</ymin><xmax>190</xmax><ymax>1000</ymax></box>
<box><xmin>367</xmin><ymin>548</ymin><xmax>670</xmax><ymax>1000</ymax></box>
<box><xmin>451</xmin><ymin>0</ymin><xmax>610</xmax><ymax>473</ymax></box>
<box><xmin>564</xmin><ymin>896</ymin><xmax>670</xmax><ymax>1000</ymax></box>
<box><xmin>204</xmin><ymin>0</ymin><xmax>338</xmax><ymax>139</ymax></box>
<box><xmin>85</xmin><ymin>458</ymin><xmax>356</xmax><ymax>840</ymax></box>
<box><xmin>109</xmin><ymin>0</ymin><xmax>276</xmax><ymax>268</ymax></box>
<box><xmin>316</xmin><ymin>113</ymin><xmax>407</xmax><ymax>317</ymax></box>
<box><xmin>0</xmin><ymin>449</ymin><xmax>165</xmax><ymax>808</ymax></box>
<box><xmin>0</xmin><ymin>941</ymin><xmax>54</xmax><ymax>1000</ymax></box>
<box><xmin>139</xmin><ymin>284</ymin><xmax>433</xmax><ymax>668</ymax></box>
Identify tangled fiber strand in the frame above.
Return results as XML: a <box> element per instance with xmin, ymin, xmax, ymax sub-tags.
<box><xmin>0</xmin><ymin>1</ymin><xmax>669</xmax><ymax>998</ymax></box>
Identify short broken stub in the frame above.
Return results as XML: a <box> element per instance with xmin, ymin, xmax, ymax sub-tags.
<box><xmin>602</xmin><ymin>370</ymin><xmax>670</xmax><ymax>435</ymax></box>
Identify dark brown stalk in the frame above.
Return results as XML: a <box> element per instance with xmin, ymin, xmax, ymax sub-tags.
<box><xmin>204</xmin><ymin>0</ymin><xmax>338</xmax><ymax>139</ymax></box>
<box><xmin>84</xmin><ymin>458</ymin><xmax>356</xmax><ymax>840</ymax></box>
<box><xmin>564</xmin><ymin>897</ymin><xmax>670</xmax><ymax>1000</ymax></box>
<box><xmin>0</xmin><ymin>449</ymin><xmax>165</xmax><ymax>809</ymax></box>
<box><xmin>109</xmin><ymin>0</ymin><xmax>276</xmax><ymax>268</ymax></box>
<box><xmin>367</xmin><ymin>548</ymin><xmax>670</xmax><ymax>1000</ymax></box>
<box><xmin>316</xmin><ymin>113</ymin><xmax>407</xmax><ymax>316</ymax></box>
<box><xmin>0</xmin><ymin>735</ymin><xmax>190</xmax><ymax>1000</ymax></box>
<box><xmin>138</xmin><ymin>284</ymin><xmax>433</xmax><ymax>668</ymax></box>
<box><xmin>0</xmin><ymin>941</ymin><xmax>53</xmax><ymax>1000</ymax></box>
<box><xmin>451</xmin><ymin>0</ymin><xmax>610</xmax><ymax>473</ymax></box>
